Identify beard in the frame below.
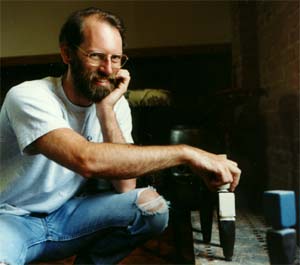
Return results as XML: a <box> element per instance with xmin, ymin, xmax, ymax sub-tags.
<box><xmin>70</xmin><ymin>55</ymin><xmax>117</xmax><ymax>103</ymax></box>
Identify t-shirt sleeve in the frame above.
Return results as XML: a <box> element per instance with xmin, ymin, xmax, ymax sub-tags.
<box><xmin>4</xmin><ymin>84</ymin><xmax>70</xmax><ymax>152</ymax></box>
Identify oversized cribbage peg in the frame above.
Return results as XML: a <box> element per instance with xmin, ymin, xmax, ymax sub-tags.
<box><xmin>266</xmin><ymin>228</ymin><xmax>297</xmax><ymax>265</ymax></box>
<box><xmin>218</xmin><ymin>183</ymin><xmax>236</xmax><ymax>261</ymax></box>
<box><xmin>263</xmin><ymin>190</ymin><xmax>297</xmax><ymax>265</ymax></box>
<box><xmin>218</xmin><ymin>184</ymin><xmax>235</xmax><ymax>221</ymax></box>
<box><xmin>263</xmin><ymin>190</ymin><xmax>296</xmax><ymax>229</ymax></box>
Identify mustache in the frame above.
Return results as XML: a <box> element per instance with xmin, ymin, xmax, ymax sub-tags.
<box><xmin>89</xmin><ymin>71</ymin><xmax>117</xmax><ymax>84</ymax></box>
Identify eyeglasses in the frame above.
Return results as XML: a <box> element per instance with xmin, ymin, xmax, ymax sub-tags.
<box><xmin>76</xmin><ymin>46</ymin><xmax>129</xmax><ymax>69</ymax></box>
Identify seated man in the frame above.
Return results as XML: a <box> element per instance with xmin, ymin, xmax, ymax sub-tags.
<box><xmin>0</xmin><ymin>7</ymin><xmax>241</xmax><ymax>265</ymax></box>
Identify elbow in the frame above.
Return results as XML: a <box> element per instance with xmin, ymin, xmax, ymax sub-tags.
<box><xmin>75</xmin><ymin>151</ymin><xmax>97</xmax><ymax>179</ymax></box>
<box><xmin>79</xmin><ymin>166</ymin><xmax>94</xmax><ymax>179</ymax></box>
<box><xmin>75</xmin><ymin>145</ymin><xmax>111</xmax><ymax>179</ymax></box>
<box><xmin>77</xmin><ymin>161</ymin><xmax>94</xmax><ymax>179</ymax></box>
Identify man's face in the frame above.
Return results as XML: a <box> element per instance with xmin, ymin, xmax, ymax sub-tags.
<box><xmin>69</xmin><ymin>19</ymin><xmax>123</xmax><ymax>103</ymax></box>
<box><xmin>70</xmin><ymin>53</ymin><xmax>116</xmax><ymax>103</ymax></box>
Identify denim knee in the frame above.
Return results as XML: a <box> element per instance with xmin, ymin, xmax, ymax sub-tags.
<box><xmin>136</xmin><ymin>187</ymin><xmax>170</xmax><ymax>235</ymax></box>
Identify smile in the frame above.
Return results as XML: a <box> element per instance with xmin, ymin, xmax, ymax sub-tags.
<box><xmin>94</xmin><ymin>78</ymin><xmax>109</xmax><ymax>85</ymax></box>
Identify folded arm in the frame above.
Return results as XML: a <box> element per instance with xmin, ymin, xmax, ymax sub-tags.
<box><xmin>95</xmin><ymin>69</ymin><xmax>136</xmax><ymax>192</ymax></box>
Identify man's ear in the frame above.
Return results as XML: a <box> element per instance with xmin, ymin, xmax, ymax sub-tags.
<box><xmin>60</xmin><ymin>45</ymin><xmax>72</xmax><ymax>64</ymax></box>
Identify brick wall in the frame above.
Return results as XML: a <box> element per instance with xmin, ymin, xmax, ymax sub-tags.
<box><xmin>256</xmin><ymin>1</ymin><xmax>299</xmax><ymax>191</ymax></box>
<box><xmin>231</xmin><ymin>1</ymin><xmax>299</xmax><ymax>208</ymax></box>
<box><xmin>230</xmin><ymin>1</ymin><xmax>265</xmax><ymax>208</ymax></box>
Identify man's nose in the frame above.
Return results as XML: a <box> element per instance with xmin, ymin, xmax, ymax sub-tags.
<box><xmin>98</xmin><ymin>58</ymin><xmax>114</xmax><ymax>75</ymax></box>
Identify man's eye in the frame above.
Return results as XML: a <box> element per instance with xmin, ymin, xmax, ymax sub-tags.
<box><xmin>111</xmin><ymin>55</ymin><xmax>122</xmax><ymax>63</ymax></box>
<box><xmin>89</xmin><ymin>53</ymin><xmax>105</xmax><ymax>60</ymax></box>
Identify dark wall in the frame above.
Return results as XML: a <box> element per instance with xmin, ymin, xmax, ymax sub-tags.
<box><xmin>1</xmin><ymin>45</ymin><xmax>232</xmax><ymax>149</ymax></box>
<box><xmin>126</xmin><ymin>49</ymin><xmax>231</xmax><ymax>146</ymax></box>
<box><xmin>231</xmin><ymin>0</ymin><xmax>299</xmax><ymax>208</ymax></box>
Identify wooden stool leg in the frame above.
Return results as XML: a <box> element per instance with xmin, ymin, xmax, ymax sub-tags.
<box><xmin>199</xmin><ymin>189</ymin><xmax>215</xmax><ymax>243</ymax></box>
<box><xmin>172</xmin><ymin>210</ymin><xmax>195</xmax><ymax>265</ymax></box>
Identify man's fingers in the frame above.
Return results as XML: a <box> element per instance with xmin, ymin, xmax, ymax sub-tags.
<box><xmin>217</xmin><ymin>156</ymin><xmax>241</xmax><ymax>192</ymax></box>
<box><xmin>218</xmin><ymin>155</ymin><xmax>241</xmax><ymax>191</ymax></box>
<box><xmin>193</xmin><ymin>150</ymin><xmax>241</xmax><ymax>192</ymax></box>
<box><xmin>229</xmin><ymin>165</ymin><xmax>241</xmax><ymax>192</ymax></box>
<box><xmin>115</xmin><ymin>69</ymin><xmax>130</xmax><ymax>89</ymax></box>
<box><xmin>218</xmin><ymin>154</ymin><xmax>238</xmax><ymax>167</ymax></box>
<box><xmin>228</xmin><ymin>159</ymin><xmax>238</xmax><ymax>167</ymax></box>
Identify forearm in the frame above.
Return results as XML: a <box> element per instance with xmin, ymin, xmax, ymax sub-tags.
<box><xmin>83</xmin><ymin>142</ymin><xmax>187</xmax><ymax>179</ymax></box>
<box><xmin>97</xmin><ymin>106</ymin><xmax>126</xmax><ymax>143</ymax></box>
<box><xmin>97</xmin><ymin>105</ymin><xmax>136</xmax><ymax>191</ymax></box>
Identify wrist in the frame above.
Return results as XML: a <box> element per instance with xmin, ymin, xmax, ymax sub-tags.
<box><xmin>179</xmin><ymin>144</ymin><xmax>208</xmax><ymax>167</ymax></box>
<box><xmin>96</xmin><ymin>104</ymin><xmax>114</xmax><ymax>118</ymax></box>
<box><xmin>178</xmin><ymin>144</ymin><xmax>192</xmax><ymax>165</ymax></box>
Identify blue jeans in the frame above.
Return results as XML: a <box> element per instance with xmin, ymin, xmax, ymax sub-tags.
<box><xmin>0</xmin><ymin>187</ymin><xmax>169</xmax><ymax>265</ymax></box>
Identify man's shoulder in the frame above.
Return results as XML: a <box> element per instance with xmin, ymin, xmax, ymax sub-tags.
<box><xmin>5</xmin><ymin>76</ymin><xmax>62</xmax><ymax>105</ymax></box>
<box><xmin>9</xmin><ymin>76</ymin><xmax>60</xmax><ymax>95</ymax></box>
<box><xmin>2</xmin><ymin>76</ymin><xmax>63</xmax><ymax>113</ymax></box>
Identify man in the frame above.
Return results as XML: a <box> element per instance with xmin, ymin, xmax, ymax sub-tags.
<box><xmin>0</xmin><ymin>7</ymin><xmax>241</xmax><ymax>265</ymax></box>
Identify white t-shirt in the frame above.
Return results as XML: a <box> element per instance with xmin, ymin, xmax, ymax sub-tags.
<box><xmin>0</xmin><ymin>76</ymin><xmax>133</xmax><ymax>215</ymax></box>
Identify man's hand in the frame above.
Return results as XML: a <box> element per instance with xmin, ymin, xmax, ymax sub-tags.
<box><xmin>97</xmin><ymin>69</ymin><xmax>130</xmax><ymax>111</ymax></box>
<box><xmin>186</xmin><ymin>146</ymin><xmax>241</xmax><ymax>192</ymax></box>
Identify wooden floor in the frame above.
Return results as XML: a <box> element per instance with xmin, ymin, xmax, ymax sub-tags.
<box><xmin>120</xmin><ymin>228</ymin><xmax>177</xmax><ymax>265</ymax></box>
